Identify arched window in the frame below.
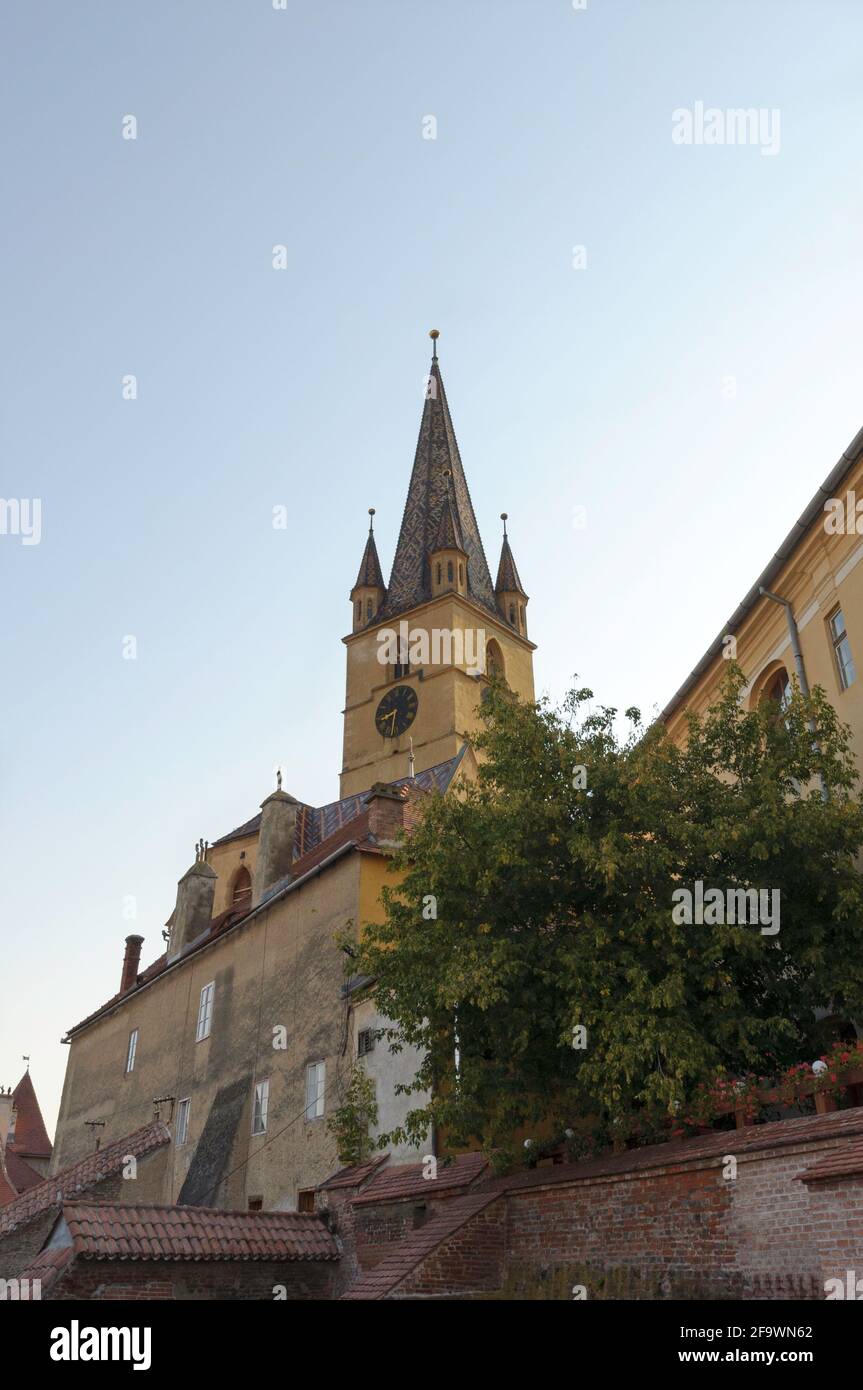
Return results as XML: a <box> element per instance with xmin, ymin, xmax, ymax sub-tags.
<box><xmin>520</xmin><ymin>605</ymin><xmax>525</xmax><ymax>632</ymax></box>
<box><xmin>485</xmin><ymin>640</ymin><xmax>504</xmax><ymax>680</ymax></box>
<box><xmin>366</xmin><ymin>598</ymin><xmax>373</xmax><ymax>620</ymax></box>
<box><xmin>231</xmin><ymin>866</ymin><xmax>252</xmax><ymax>912</ymax></box>
<box><xmin>447</xmin><ymin>561</ymin><xmax>454</xmax><ymax>583</ymax></box>
<box><xmin>509</xmin><ymin>604</ymin><xmax>516</xmax><ymax>626</ymax></box>
<box><xmin>436</xmin><ymin>563</ymin><xmax>442</xmax><ymax>585</ymax></box>
<box><xmin>761</xmin><ymin>667</ymin><xmax>792</xmax><ymax>711</ymax></box>
<box><xmin>459</xmin><ymin>563</ymin><xmax>464</xmax><ymax>586</ymax></box>
<box><xmin>355</xmin><ymin>601</ymin><xmax>361</xmax><ymax>622</ymax></box>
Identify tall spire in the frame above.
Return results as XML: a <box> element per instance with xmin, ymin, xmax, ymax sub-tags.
<box><xmin>379</xmin><ymin>331</ymin><xmax>496</xmax><ymax>620</ymax></box>
<box><xmin>353</xmin><ymin>508</ymin><xmax>385</xmax><ymax>591</ymax></box>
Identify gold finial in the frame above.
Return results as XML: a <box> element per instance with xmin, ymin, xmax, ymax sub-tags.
<box><xmin>429</xmin><ymin>328</ymin><xmax>440</xmax><ymax>359</ymax></box>
<box><xmin>368</xmin><ymin>507</ymin><xmax>375</xmax><ymax>532</ymax></box>
<box><xmin>501</xmin><ymin>511</ymin><xmax>508</xmax><ymax>536</ymax></box>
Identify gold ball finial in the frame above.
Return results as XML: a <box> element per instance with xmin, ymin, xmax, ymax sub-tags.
<box><xmin>429</xmin><ymin>329</ymin><xmax>440</xmax><ymax>340</ymax></box>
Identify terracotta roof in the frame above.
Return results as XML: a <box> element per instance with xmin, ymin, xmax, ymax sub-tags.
<box><xmin>352</xmin><ymin>1150</ymin><xmax>489</xmax><ymax>1206</ymax></box>
<box><xmin>9</xmin><ymin>1071</ymin><xmax>52</xmax><ymax>1159</ymax></box>
<box><xmin>341</xmin><ymin>1188</ymin><xmax>500</xmax><ymax>1299</ymax></box>
<box><xmin>0</xmin><ymin>1157</ymin><xmax>17</xmax><ymax>1207</ymax></box>
<box><xmin>320</xmin><ymin>1154</ymin><xmax>389</xmax><ymax>1191</ymax></box>
<box><xmin>377</xmin><ymin>355</ymin><xmax>496</xmax><ymax>621</ymax></box>
<box><xmin>0</xmin><ymin>1121</ymin><xmax>170</xmax><ymax>1235</ymax></box>
<box><xmin>60</xmin><ymin>1201</ymin><xmax>340</xmax><ymax>1262</ymax></box>
<box><xmin>5</xmin><ymin>1149</ymin><xmax>44</xmax><ymax>1195</ymax></box>
<box><xmin>798</xmin><ymin>1135</ymin><xmax>863</xmax><ymax>1184</ymax></box>
<box><xmin>14</xmin><ymin>1245</ymin><xmax>73</xmax><ymax>1297</ymax></box>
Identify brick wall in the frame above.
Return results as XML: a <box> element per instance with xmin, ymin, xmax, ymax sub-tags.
<box><xmin>392</xmin><ymin>1202</ymin><xmax>507</xmax><ymax>1298</ymax></box>
<box><xmin>48</xmin><ymin>1259</ymin><xmax>337</xmax><ymax>1301</ymax></box>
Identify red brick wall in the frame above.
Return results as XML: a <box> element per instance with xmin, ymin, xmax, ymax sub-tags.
<box><xmin>392</xmin><ymin>1202</ymin><xmax>507</xmax><ymax>1298</ymax></box>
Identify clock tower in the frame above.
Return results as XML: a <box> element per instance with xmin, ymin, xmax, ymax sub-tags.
<box><xmin>340</xmin><ymin>333</ymin><xmax>536</xmax><ymax>796</ymax></box>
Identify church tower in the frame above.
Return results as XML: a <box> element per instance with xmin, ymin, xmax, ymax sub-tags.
<box><xmin>340</xmin><ymin>332</ymin><xmax>536</xmax><ymax>796</ymax></box>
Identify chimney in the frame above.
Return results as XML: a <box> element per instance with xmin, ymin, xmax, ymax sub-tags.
<box><xmin>120</xmin><ymin>934</ymin><xmax>144</xmax><ymax>994</ymax></box>
<box><xmin>0</xmin><ymin>1088</ymin><xmax>14</xmax><ymax>1151</ymax></box>
<box><xmin>363</xmin><ymin>783</ymin><xmax>407</xmax><ymax>844</ymax></box>
<box><xmin>167</xmin><ymin>845</ymin><xmax>218</xmax><ymax>961</ymax></box>
<box><xmin>252</xmin><ymin>787</ymin><xmax>300</xmax><ymax>906</ymax></box>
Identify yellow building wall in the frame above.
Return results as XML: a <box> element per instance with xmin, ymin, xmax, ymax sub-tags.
<box><xmin>665</xmin><ymin>452</ymin><xmax>863</xmax><ymax>764</ymax></box>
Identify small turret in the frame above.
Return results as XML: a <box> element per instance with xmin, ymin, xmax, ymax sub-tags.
<box><xmin>167</xmin><ymin>840</ymin><xmax>218</xmax><ymax>961</ymax></box>
<box><xmin>429</xmin><ymin>469</ymin><xmax>468</xmax><ymax>598</ymax></box>
<box><xmin>495</xmin><ymin>513</ymin><xmax>529</xmax><ymax>636</ymax></box>
<box><xmin>350</xmin><ymin>508</ymin><xmax>386</xmax><ymax>632</ymax></box>
<box><xmin>252</xmin><ymin>772</ymin><xmax>300</xmax><ymax>906</ymax></box>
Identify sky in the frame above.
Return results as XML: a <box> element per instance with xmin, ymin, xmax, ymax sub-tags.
<box><xmin>2</xmin><ymin>0</ymin><xmax>862</xmax><ymax>1137</ymax></box>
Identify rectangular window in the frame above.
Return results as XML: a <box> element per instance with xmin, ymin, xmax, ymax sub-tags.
<box><xmin>196</xmin><ymin>982</ymin><xmax>215</xmax><ymax>1041</ymax></box>
<box><xmin>125</xmin><ymin>1029</ymin><xmax>138</xmax><ymax>1074</ymax></box>
<box><xmin>248</xmin><ymin>1197</ymin><xmax>263</xmax><ymax>1212</ymax></box>
<box><xmin>305</xmin><ymin>1061</ymin><xmax>325</xmax><ymax>1119</ymax></box>
<box><xmin>357</xmin><ymin>1028</ymin><xmax>375</xmax><ymax>1058</ymax></box>
<box><xmin>830</xmin><ymin>607</ymin><xmax>856</xmax><ymax>690</ymax></box>
<box><xmin>297</xmin><ymin>1189</ymin><xmax>316</xmax><ymax>1213</ymax></box>
<box><xmin>252</xmin><ymin>1079</ymin><xmax>269</xmax><ymax>1135</ymax></box>
<box><xmin>176</xmin><ymin>1097</ymin><xmax>190</xmax><ymax>1146</ymax></box>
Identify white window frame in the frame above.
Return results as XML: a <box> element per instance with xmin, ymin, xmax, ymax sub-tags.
<box><xmin>305</xmin><ymin>1061</ymin><xmax>325</xmax><ymax>1120</ymax></box>
<box><xmin>125</xmin><ymin>1028</ymin><xmax>138</xmax><ymax>1075</ymax></box>
<box><xmin>176</xmin><ymin>1097</ymin><xmax>191</xmax><ymax>1146</ymax></box>
<box><xmin>829</xmin><ymin>606</ymin><xmax>856</xmax><ymax>691</ymax></box>
<box><xmin>252</xmin><ymin>1078</ymin><xmax>270</xmax><ymax>1136</ymax></box>
<box><xmin>196</xmin><ymin>981</ymin><xmax>215</xmax><ymax>1042</ymax></box>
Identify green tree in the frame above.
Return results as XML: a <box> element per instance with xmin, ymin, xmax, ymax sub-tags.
<box><xmin>326</xmin><ymin>1063</ymin><xmax>379</xmax><ymax>1167</ymax></box>
<box><xmin>354</xmin><ymin>667</ymin><xmax>863</xmax><ymax>1161</ymax></box>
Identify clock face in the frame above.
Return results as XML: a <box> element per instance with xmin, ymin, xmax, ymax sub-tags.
<box><xmin>375</xmin><ymin>684</ymin><xmax>418</xmax><ymax>739</ymax></box>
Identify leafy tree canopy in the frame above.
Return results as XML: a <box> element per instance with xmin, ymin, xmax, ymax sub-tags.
<box><xmin>354</xmin><ymin>667</ymin><xmax>863</xmax><ymax>1161</ymax></box>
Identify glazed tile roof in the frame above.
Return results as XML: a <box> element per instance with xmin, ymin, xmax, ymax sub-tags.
<box><xmin>495</xmin><ymin>533</ymin><xmax>527</xmax><ymax>597</ymax></box>
<box><xmin>353</xmin><ymin>525</ymin><xmax>385</xmax><ymax>591</ymax></box>
<box><xmin>376</xmin><ymin>356</ymin><xmax>496</xmax><ymax>622</ymax></box>
<box><xmin>352</xmin><ymin>1150</ymin><xmax>489</xmax><ymax>1206</ymax></box>
<box><xmin>213</xmin><ymin>749</ymin><xmax>464</xmax><ymax>851</ymax></box>
<box><xmin>0</xmin><ymin>1121</ymin><xmax>171</xmax><ymax>1235</ymax></box>
<box><xmin>9</xmin><ymin>1071</ymin><xmax>52</xmax><ymax>1159</ymax></box>
<box><xmin>60</xmin><ymin>1201</ymin><xmax>340</xmax><ymax>1261</ymax></box>
<box><xmin>798</xmin><ymin>1134</ymin><xmax>863</xmax><ymax>1183</ymax></box>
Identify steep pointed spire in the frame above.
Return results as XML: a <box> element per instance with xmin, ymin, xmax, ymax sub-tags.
<box><xmin>432</xmin><ymin>471</ymin><xmax>465</xmax><ymax>553</ymax></box>
<box><xmin>353</xmin><ymin>508</ymin><xmax>385</xmax><ymax>591</ymax></box>
<box><xmin>379</xmin><ymin>332</ymin><xmax>496</xmax><ymax>620</ymax></box>
<box><xmin>495</xmin><ymin>513</ymin><xmax>527</xmax><ymax>597</ymax></box>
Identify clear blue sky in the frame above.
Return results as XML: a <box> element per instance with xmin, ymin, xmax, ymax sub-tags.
<box><xmin>2</xmin><ymin>1</ymin><xmax>862</xmax><ymax>1135</ymax></box>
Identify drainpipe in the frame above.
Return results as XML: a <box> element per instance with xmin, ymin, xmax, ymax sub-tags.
<box><xmin>758</xmin><ymin>587</ymin><xmax>828</xmax><ymax>801</ymax></box>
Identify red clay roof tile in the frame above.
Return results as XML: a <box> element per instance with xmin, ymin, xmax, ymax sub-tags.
<box><xmin>0</xmin><ymin>1121</ymin><xmax>170</xmax><ymax>1235</ymax></box>
<box><xmin>9</xmin><ymin>1071</ymin><xmax>52</xmax><ymax>1159</ymax></box>
<box><xmin>61</xmin><ymin>1201</ymin><xmax>340</xmax><ymax>1262</ymax></box>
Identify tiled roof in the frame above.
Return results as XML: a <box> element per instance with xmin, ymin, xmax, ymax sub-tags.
<box><xmin>353</xmin><ymin>526</ymin><xmax>385</xmax><ymax>591</ymax></box>
<box><xmin>0</xmin><ymin>1157</ymin><xmax>17</xmax><ymax>1206</ymax></box>
<box><xmin>61</xmin><ymin>1201</ymin><xmax>340</xmax><ymax>1262</ymax></box>
<box><xmin>213</xmin><ymin>750</ymin><xmax>464</xmax><ymax>851</ymax></box>
<box><xmin>798</xmin><ymin>1135</ymin><xmax>863</xmax><ymax>1183</ymax></box>
<box><xmin>377</xmin><ymin>356</ymin><xmax>496</xmax><ymax>622</ymax></box>
<box><xmin>495</xmin><ymin>534</ymin><xmax>527</xmax><ymax>597</ymax></box>
<box><xmin>14</xmin><ymin>1245</ymin><xmax>73</xmax><ymax>1297</ymax></box>
<box><xmin>9</xmin><ymin>1071</ymin><xmax>52</xmax><ymax>1159</ymax></box>
<box><xmin>320</xmin><ymin>1154</ymin><xmax>389</xmax><ymax>1191</ymax></box>
<box><xmin>352</xmin><ymin>1150</ymin><xmax>489</xmax><ymax>1206</ymax></box>
<box><xmin>0</xmin><ymin>1121</ymin><xmax>171</xmax><ymax>1235</ymax></box>
<box><xmin>341</xmin><ymin>1189</ymin><xmax>500</xmax><ymax>1299</ymax></box>
<box><xmin>5</xmin><ymin>1149</ymin><xmax>44</xmax><ymax>1195</ymax></box>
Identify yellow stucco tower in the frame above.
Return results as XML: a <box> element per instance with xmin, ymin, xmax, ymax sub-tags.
<box><xmin>340</xmin><ymin>332</ymin><xmax>536</xmax><ymax>796</ymax></box>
